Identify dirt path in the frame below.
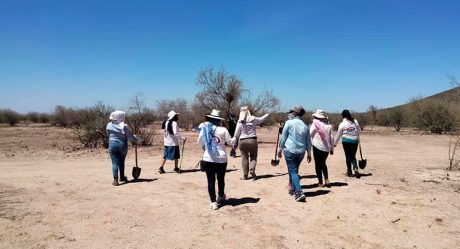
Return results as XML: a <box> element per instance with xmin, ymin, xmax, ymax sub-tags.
<box><xmin>1</xmin><ymin>126</ymin><xmax>459</xmax><ymax>248</ymax></box>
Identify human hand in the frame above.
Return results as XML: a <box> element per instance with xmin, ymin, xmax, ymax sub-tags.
<box><xmin>330</xmin><ymin>150</ymin><xmax>334</xmax><ymax>155</ymax></box>
<box><xmin>277</xmin><ymin>149</ymin><xmax>283</xmax><ymax>159</ymax></box>
<box><xmin>307</xmin><ymin>155</ymin><xmax>312</xmax><ymax>163</ymax></box>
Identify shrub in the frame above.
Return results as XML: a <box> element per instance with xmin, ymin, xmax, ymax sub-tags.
<box><xmin>0</xmin><ymin>109</ymin><xmax>21</xmax><ymax>126</ymax></box>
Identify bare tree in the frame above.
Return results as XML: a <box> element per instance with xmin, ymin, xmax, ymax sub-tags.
<box><xmin>155</xmin><ymin>98</ymin><xmax>193</xmax><ymax>130</ymax></box>
<box><xmin>388</xmin><ymin>107</ymin><xmax>404</xmax><ymax>132</ymax></box>
<box><xmin>368</xmin><ymin>105</ymin><xmax>378</xmax><ymax>124</ymax></box>
<box><xmin>195</xmin><ymin>67</ymin><xmax>280</xmax><ymax>121</ymax></box>
<box><xmin>127</xmin><ymin>94</ymin><xmax>155</xmax><ymax>146</ymax></box>
<box><xmin>448</xmin><ymin>75</ymin><xmax>460</xmax><ymax>170</ymax></box>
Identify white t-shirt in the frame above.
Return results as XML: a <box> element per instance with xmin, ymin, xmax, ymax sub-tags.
<box><xmin>197</xmin><ymin>122</ymin><xmax>233</xmax><ymax>163</ymax></box>
<box><xmin>233</xmin><ymin>114</ymin><xmax>269</xmax><ymax>140</ymax></box>
<box><xmin>163</xmin><ymin>120</ymin><xmax>181</xmax><ymax>146</ymax></box>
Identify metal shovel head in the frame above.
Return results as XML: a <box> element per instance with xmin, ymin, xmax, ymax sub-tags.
<box><xmin>271</xmin><ymin>159</ymin><xmax>280</xmax><ymax>167</ymax></box>
<box><xmin>358</xmin><ymin>159</ymin><xmax>367</xmax><ymax>169</ymax></box>
<box><xmin>132</xmin><ymin>166</ymin><xmax>142</xmax><ymax>179</ymax></box>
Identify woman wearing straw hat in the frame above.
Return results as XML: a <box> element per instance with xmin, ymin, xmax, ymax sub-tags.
<box><xmin>158</xmin><ymin>110</ymin><xmax>185</xmax><ymax>174</ymax></box>
<box><xmin>106</xmin><ymin>110</ymin><xmax>139</xmax><ymax>186</ymax></box>
<box><xmin>334</xmin><ymin>109</ymin><xmax>361</xmax><ymax>178</ymax></box>
<box><xmin>197</xmin><ymin>109</ymin><xmax>234</xmax><ymax>210</ymax></box>
<box><xmin>310</xmin><ymin>109</ymin><xmax>334</xmax><ymax>188</ymax></box>
<box><xmin>232</xmin><ymin>106</ymin><xmax>269</xmax><ymax>180</ymax></box>
<box><xmin>277</xmin><ymin>105</ymin><xmax>311</xmax><ymax>202</ymax></box>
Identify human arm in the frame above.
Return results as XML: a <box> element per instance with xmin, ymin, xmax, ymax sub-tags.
<box><xmin>277</xmin><ymin>121</ymin><xmax>290</xmax><ymax>158</ymax></box>
<box><xmin>124</xmin><ymin>125</ymin><xmax>139</xmax><ymax>144</ymax></box>
<box><xmin>333</xmin><ymin>123</ymin><xmax>343</xmax><ymax>147</ymax></box>
<box><xmin>305</xmin><ymin>125</ymin><xmax>312</xmax><ymax>163</ymax></box>
<box><xmin>254</xmin><ymin>113</ymin><xmax>269</xmax><ymax>125</ymax></box>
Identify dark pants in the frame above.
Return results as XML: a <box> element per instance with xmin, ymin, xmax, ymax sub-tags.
<box><xmin>203</xmin><ymin>161</ymin><xmax>227</xmax><ymax>202</ymax></box>
<box><xmin>342</xmin><ymin>142</ymin><xmax>358</xmax><ymax>174</ymax></box>
<box><xmin>313</xmin><ymin>146</ymin><xmax>329</xmax><ymax>184</ymax></box>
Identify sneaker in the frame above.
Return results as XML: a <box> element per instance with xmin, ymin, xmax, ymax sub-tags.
<box><xmin>240</xmin><ymin>175</ymin><xmax>248</xmax><ymax>180</ymax></box>
<box><xmin>250</xmin><ymin>172</ymin><xmax>257</xmax><ymax>180</ymax></box>
<box><xmin>216</xmin><ymin>194</ymin><xmax>226</xmax><ymax>205</ymax></box>
<box><xmin>174</xmin><ymin>168</ymin><xmax>181</xmax><ymax>174</ymax></box>
<box><xmin>158</xmin><ymin>167</ymin><xmax>165</xmax><ymax>174</ymax></box>
<box><xmin>288</xmin><ymin>189</ymin><xmax>295</xmax><ymax>196</ymax></box>
<box><xmin>318</xmin><ymin>183</ymin><xmax>325</xmax><ymax>188</ymax></box>
<box><xmin>295</xmin><ymin>193</ymin><xmax>306</xmax><ymax>202</ymax></box>
<box><xmin>355</xmin><ymin>171</ymin><xmax>361</xmax><ymax>179</ymax></box>
<box><xmin>210</xmin><ymin>202</ymin><xmax>219</xmax><ymax>210</ymax></box>
<box><xmin>120</xmin><ymin>176</ymin><xmax>128</xmax><ymax>182</ymax></box>
<box><xmin>346</xmin><ymin>172</ymin><xmax>353</xmax><ymax>177</ymax></box>
<box><xmin>112</xmin><ymin>179</ymin><xmax>119</xmax><ymax>186</ymax></box>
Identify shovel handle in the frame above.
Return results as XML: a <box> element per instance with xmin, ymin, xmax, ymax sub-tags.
<box><xmin>135</xmin><ymin>144</ymin><xmax>138</xmax><ymax>167</ymax></box>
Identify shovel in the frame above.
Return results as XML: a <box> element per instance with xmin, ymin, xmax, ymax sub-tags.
<box><xmin>132</xmin><ymin>144</ymin><xmax>141</xmax><ymax>179</ymax></box>
<box><xmin>178</xmin><ymin>138</ymin><xmax>187</xmax><ymax>174</ymax></box>
<box><xmin>358</xmin><ymin>141</ymin><xmax>367</xmax><ymax>169</ymax></box>
<box><xmin>271</xmin><ymin>125</ymin><xmax>282</xmax><ymax>166</ymax></box>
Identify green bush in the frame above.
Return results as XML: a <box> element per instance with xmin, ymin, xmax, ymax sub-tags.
<box><xmin>0</xmin><ymin>109</ymin><xmax>21</xmax><ymax>126</ymax></box>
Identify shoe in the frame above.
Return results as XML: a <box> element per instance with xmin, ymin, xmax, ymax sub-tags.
<box><xmin>240</xmin><ymin>175</ymin><xmax>248</xmax><ymax>180</ymax></box>
<box><xmin>295</xmin><ymin>193</ymin><xmax>306</xmax><ymax>202</ymax></box>
<box><xmin>210</xmin><ymin>202</ymin><xmax>219</xmax><ymax>210</ymax></box>
<box><xmin>250</xmin><ymin>172</ymin><xmax>257</xmax><ymax>180</ymax></box>
<box><xmin>355</xmin><ymin>171</ymin><xmax>361</xmax><ymax>179</ymax></box>
<box><xmin>120</xmin><ymin>176</ymin><xmax>128</xmax><ymax>182</ymax></box>
<box><xmin>174</xmin><ymin>168</ymin><xmax>181</xmax><ymax>174</ymax></box>
<box><xmin>288</xmin><ymin>189</ymin><xmax>295</xmax><ymax>196</ymax></box>
<box><xmin>325</xmin><ymin>179</ymin><xmax>331</xmax><ymax>188</ymax></box>
<box><xmin>318</xmin><ymin>183</ymin><xmax>325</xmax><ymax>188</ymax></box>
<box><xmin>158</xmin><ymin>167</ymin><xmax>165</xmax><ymax>174</ymax></box>
<box><xmin>217</xmin><ymin>194</ymin><xmax>226</xmax><ymax>205</ymax></box>
<box><xmin>112</xmin><ymin>179</ymin><xmax>119</xmax><ymax>186</ymax></box>
<box><xmin>346</xmin><ymin>172</ymin><xmax>353</xmax><ymax>177</ymax></box>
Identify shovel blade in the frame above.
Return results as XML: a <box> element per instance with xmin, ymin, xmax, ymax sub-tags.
<box><xmin>271</xmin><ymin>159</ymin><xmax>280</xmax><ymax>167</ymax></box>
<box><xmin>132</xmin><ymin>166</ymin><xmax>142</xmax><ymax>179</ymax></box>
<box><xmin>358</xmin><ymin>159</ymin><xmax>367</xmax><ymax>169</ymax></box>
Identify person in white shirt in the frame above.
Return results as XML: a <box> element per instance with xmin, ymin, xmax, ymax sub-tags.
<box><xmin>159</xmin><ymin>110</ymin><xmax>185</xmax><ymax>174</ymax></box>
<box><xmin>334</xmin><ymin>109</ymin><xmax>361</xmax><ymax>178</ymax></box>
<box><xmin>197</xmin><ymin>109</ymin><xmax>234</xmax><ymax>210</ymax></box>
<box><xmin>232</xmin><ymin>106</ymin><xmax>269</xmax><ymax>180</ymax></box>
<box><xmin>310</xmin><ymin>109</ymin><xmax>334</xmax><ymax>188</ymax></box>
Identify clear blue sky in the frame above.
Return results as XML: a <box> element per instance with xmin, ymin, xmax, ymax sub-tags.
<box><xmin>1</xmin><ymin>0</ymin><xmax>459</xmax><ymax>114</ymax></box>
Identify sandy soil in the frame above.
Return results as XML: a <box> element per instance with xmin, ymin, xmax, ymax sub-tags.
<box><xmin>0</xmin><ymin>125</ymin><xmax>459</xmax><ymax>249</ymax></box>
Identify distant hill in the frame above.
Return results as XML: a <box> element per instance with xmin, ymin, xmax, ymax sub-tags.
<box><xmin>384</xmin><ymin>86</ymin><xmax>460</xmax><ymax>111</ymax></box>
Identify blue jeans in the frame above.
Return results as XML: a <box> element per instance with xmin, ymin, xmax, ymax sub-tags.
<box><xmin>108</xmin><ymin>140</ymin><xmax>128</xmax><ymax>178</ymax></box>
<box><xmin>284</xmin><ymin>150</ymin><xmax>305</xmax><ymax>193</ymax></box>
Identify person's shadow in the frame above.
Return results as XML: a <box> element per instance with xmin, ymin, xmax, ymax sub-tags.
<box><xmin>255</xmin><ymin>173</ymin><xmax>288</xmax><ymax>180</ymax></box>
<box><xmin>222</xmin><ymin>197</ymin><xmax>260</xmax><ymax>207</ymax></box>
<box><xmin>178</xmin><ymin>169</ymin><xmax>201</xmax><ymax>174</ymax></box>
<box><xmin>304</xmin><ymin>190</ymin><xmax>330</xmax><ymax>197</ymax></box>
<box><xmin>120</xmin><ymin>178</ymin><xmax>157</xmax><ymax>185</ymax></box>
<box><xmin>299</xmin><ymin>174</ymin><xmax>317</xmax><ymax>180</ymax></box>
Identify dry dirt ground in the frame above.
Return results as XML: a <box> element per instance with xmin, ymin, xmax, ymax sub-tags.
<box><xmin>0</xmin><ymin>125</ymin><xmax>459</xmax><ymax>249</ymax></box>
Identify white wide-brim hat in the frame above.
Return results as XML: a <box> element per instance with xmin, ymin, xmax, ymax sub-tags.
<box><xmin>312</xmin><ymin>109</ymin><xmax>327</xmax><ymax>119</ymax></box>
<box><xmin>167</xmin><ymin>110</ymin><xmax>179</xmax><ymax>120</ymax></box>
<box><xmin>206</xmin><ymin>109</ymin><xmax>224</xmax><ymax>120</ymax></box>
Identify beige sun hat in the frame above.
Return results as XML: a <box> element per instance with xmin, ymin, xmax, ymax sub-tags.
<box><xmin>238</xmin><ymin>106</ymin><xmax>255</xmax><ymax>122</ymax></box>
<box><xmin>312</xmin><ymin>109</ymin><xmax>327</xmax><ymax>119</ymax></box>
<box><xmin>206</xmin><ymin>109</ymin><xmax>224</xmax><ymax>120</ymax></box>
<box><xmin>167</xmin><ymin>110</ymin><xmax>179</xmax><ymax>120</ymax></box>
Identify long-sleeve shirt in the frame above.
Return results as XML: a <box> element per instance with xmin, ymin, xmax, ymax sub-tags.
<box><xmin>278</xmin><ymin>117</ymin><xmax>311</xmax><ymax>156</ymax></box>
<box><xmin>334</xmin><ymin>118</ymin><xmax>361</xmax><ymax>145</ymax></box>
<box><xmin>310</xmin><ymin>122</ymin><xmax>333</xmax><ymax>152</ymax></box>
<box><xmin>233</xmin><ymin>114</ymin><xmax>269</xmax><ymax>140</ymax></box>
<box><xmin>106</xmin><ymin>122</ymin><xmax>137</xmax><ymax>143</ymax></box>
<box><xmin>163</xmin><ymin>120</ymin><xmax>182</xmax><ymax>146</ymax></box>
<box><xmin>197</xmin><ymin>122</ymin><xmax>233</xmax><ymax>163</ymax></box>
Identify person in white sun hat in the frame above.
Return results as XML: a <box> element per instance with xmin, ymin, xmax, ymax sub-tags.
<box><xmin>197</xmin><ymin>109</ymin><xmax>235</xmax><ymax>210</ymax></box>
<box><xmin>159</xmin><ymin>110</ymin><xmax>185</xmax><ymax>174</ymax></box>
<box><xmin>231</xmin><ymin>106</ymin><xmax>269</xmax><ymax>180</ymax></box>
<box><xmin>106</xmin><ymin>110</ymin><xmax>139</xmax><ymax>186</ymax></box>
<box><xmin>310</xmin><ymin>109</ymin><xmax>334</xmax><ymax>188</ymax></box>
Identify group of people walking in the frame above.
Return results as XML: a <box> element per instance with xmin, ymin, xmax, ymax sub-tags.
<box><xmin>105</xmin><ymin>105</ymin><xmax>362</xmax><ymax>210</ymax></box>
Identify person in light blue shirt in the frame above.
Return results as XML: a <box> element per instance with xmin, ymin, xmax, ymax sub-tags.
<box><xmin>277</xmin><ymin>105</ymin><xmax>312</xmax><ymax>202</ymax></box>
<box><xmin>106</xmin><ymin>110</ymin><xmax>139</xmax><ymax>186</ymax></box>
